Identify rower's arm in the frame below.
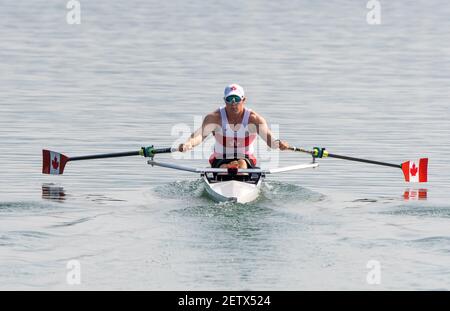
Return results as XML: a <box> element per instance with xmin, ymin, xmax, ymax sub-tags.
<box><xmin>184</xmin><ymin>114</ymin><xmax>216</xmax><ymax>148</ymax></box>
<box><xmin>253</xmin><ymin>114</ymin><xmax>280</xmax><ymax>149</ymax></box>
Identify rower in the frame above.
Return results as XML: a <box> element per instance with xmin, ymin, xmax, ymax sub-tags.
<box><xmin>178</xmin><ymin>84</ymin><xmax>290</xmax><ymax>168</ymax></box>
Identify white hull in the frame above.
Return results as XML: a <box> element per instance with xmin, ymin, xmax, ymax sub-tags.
<box><xmin>202</xmin><ymin>175</ymin><xmax>263</xmax><ymax>204</ymax></box>
<box><xmin>147</xmin><ymin>160</ymin><xmax>318</xmax><ymax>203</ymax></box>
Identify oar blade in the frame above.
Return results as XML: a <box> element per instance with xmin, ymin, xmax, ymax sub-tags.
<box><xmin>42</xmin><ymin>150</ymin><xmax>69</xmax><ymax>175</ymax></box>
<box><xmin>401</xmin><ymin>158</ymin><xmax>428</xmax><ymax>183</ymax></box>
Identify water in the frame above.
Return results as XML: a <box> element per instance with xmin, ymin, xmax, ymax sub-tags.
<box><xmin>1</xmin><ymin>0</ymin><xmax>450</xmax><ymax>290</ymax></box>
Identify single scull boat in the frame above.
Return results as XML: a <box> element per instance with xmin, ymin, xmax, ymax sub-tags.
<box><xmin>41</xmin><ymin>146</ymin><xmax>428</xmax><ymax>204</ymax></box>
<box><xmin>147</xmin><ymin>160</ymin><xmax>318</xmax><ymax>203</ymax></box>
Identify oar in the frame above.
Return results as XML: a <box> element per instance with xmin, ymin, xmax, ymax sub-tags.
<box><xmin>42</xmin><ymin>146</ymin><xmax>176</xmax><ymax>175</ymax></box>
<box><xmin>289</xmin><ymin>146</ymin><xmax>428</xmax><ymax>183</ymax></box>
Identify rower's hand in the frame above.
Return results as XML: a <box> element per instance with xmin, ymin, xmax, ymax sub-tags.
<box><xmin>178</xmin><ymin>143</ymin><xmax>192</xmax><ymax>152</ymax></box>
<box><xmin>278</xmin><ymin>140</ymin><xmax>290</xmax><ymax>150</ymax></box>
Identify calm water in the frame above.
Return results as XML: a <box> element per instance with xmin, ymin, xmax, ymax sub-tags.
<box><xmin>1</xmin><ymin>0</ymin><xmax>450</xmax><ymax>290</ymax></box>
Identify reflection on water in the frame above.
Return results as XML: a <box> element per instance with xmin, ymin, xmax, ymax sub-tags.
<box><xmin>403</xmin><ymin>188</ymin><xmax>428</xmax><ymax>201</ymax></box>
<box><xmin>41</xmin><ymin>183</ymin><xmax>66</xmax><ymax>202</ymax></box>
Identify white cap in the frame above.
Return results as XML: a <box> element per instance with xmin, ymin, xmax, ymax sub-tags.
<box><xmin>224</xmin><ymin>83</ymin><xmax>245</xmax><ymax>99</ymax></box>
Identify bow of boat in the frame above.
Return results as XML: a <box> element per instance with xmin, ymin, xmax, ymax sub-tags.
<box><xmin>202</xmin><ymin>175</ymin><xmax>263</xmax><ymax>204</ymax></box>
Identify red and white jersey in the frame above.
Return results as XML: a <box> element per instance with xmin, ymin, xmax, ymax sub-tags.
<box><xmin>210</xmin><ymin>106</ymin><xmax>257</xmax><ymax>161</ymax></box>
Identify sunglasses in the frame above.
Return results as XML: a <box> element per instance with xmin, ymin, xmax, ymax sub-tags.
<box><xmin>225</xmin><ymin>95</ymin><xmax>243</xmax><ymax>104</ymax></box>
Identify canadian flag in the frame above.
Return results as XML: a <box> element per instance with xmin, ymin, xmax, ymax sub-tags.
<box><xmin>401</xmin><ymin>158</ymin><xmax>428</xmax><ymax>183</ymax></box>
<box><xmin>42</xmin><ymin>150</ymin><xmax>68</xmax><ymax>175</ymax></box>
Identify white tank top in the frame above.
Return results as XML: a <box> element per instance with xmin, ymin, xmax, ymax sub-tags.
<box><xmin>211</xmin><ymin>106</ymin><xmax>257</xmax><ymax>160</ymax></box>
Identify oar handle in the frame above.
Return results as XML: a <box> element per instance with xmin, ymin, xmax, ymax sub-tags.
<box><xmin>139</xmin><ymin>146</ymin><xmax>177</xmax><ymax>157</ymax></box>
<box><xmin>289</xmin><ymin>146</ymin><xmax>314</xmax><ymax>155</ymax></box>
<box><xmin>153</xmin><ymin>147</ymin><xmax>175</xmax><ymax>154</ymax></box>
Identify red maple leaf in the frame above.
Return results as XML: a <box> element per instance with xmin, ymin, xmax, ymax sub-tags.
<box><xmin>52</xmin><ymin>156</ymin><xmax>60</xmax><ymax>170</ymax></box>
<box><xmin>410</xmin><ymin>163</ymin><xmax>418</xmax><ymax>176</ymax></box>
